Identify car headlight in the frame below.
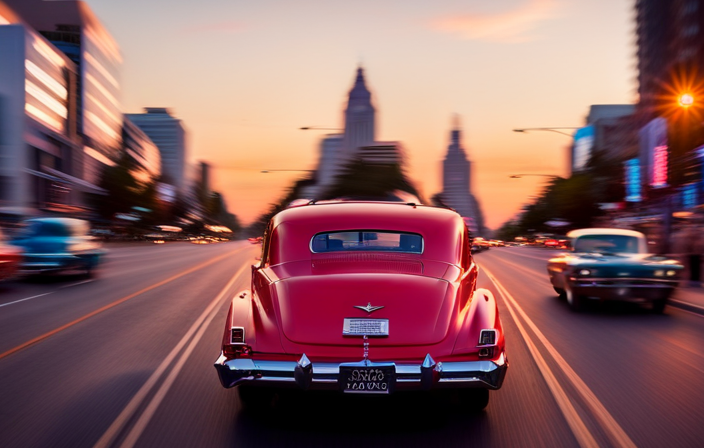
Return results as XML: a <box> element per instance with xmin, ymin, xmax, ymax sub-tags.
<box><xmin>654</xmin><ymin>270</ymin><xmax>664</xmax><ymax>277</ymax></box>
<box><xmin>666</xmin><ymin>270</ymin><xmax>677</xmax><ymax>277</ymax></box>
<box><xmin>578</xmin><ymin>269</ymin><xmax>591</xmax><ymax>276</ymax></box>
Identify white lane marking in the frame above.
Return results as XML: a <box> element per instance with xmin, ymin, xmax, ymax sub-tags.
<box><xmin>93</xmin><ymin>261</ymin><xmax>251</xmax><ymax>448</ymax></box>
<box><xmin>0</xmin><ymin>292</ymin><xmax>52</xmax><ymax>308</ymax></box>
<box><xmin>60</xmin><ymin>279</ymin><xmax>94</xmax><ymax>289</ymax></box>
<box><xmin>669</xmin><ymin>299</ymin><xmax>704</xmax><ymax>317</ymax></box>
<box><xmin>483</xmin><ymin>266</ymin><xmax>637</xmax><ymax>448</ymax></box>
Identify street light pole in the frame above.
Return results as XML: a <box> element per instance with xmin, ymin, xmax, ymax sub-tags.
<box><xmin>299</xmin><ymin>126</ymin><xmax>343</xmax><ymax>131</ymax></box>
<box><xmin>512</xmin><ymin>127</ymin><xmax>580</xmax><ymax>137</ymax></box>
<box><xmin>261</xmin><ymin>169</ymin><xmax>315</xmax><ymax>173</ymax></box>
<box><xmin>509</xmin><ymin>174</ymin><xmax>561</xmax><ymax>179</ymax></box>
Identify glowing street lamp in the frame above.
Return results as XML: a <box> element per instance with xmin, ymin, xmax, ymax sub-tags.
<box><xmin>678</xmin><ymin>93</ymin><xmax>694</xmax><ymax>108</ymax></box>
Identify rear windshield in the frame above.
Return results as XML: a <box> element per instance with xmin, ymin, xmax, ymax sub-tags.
<box><xmin>311</xmin><ymin>231</ymin><xmax>423</xmax><ymax>254</ymax></box>
<box><xmin>573</xmin><ymin>235</ymin><xmax>640</xmax><ymax>254</ymax></box>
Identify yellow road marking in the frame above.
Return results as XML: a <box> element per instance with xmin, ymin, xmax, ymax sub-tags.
<box><xmin>483</xmin><ymin>266</ymin><xmax>637</xmax><ymax>448</ymax></box>
<box><xmin>0</xmin><ymin>246</ymin><xmax>249</xmax><ymax>361</ymax></box>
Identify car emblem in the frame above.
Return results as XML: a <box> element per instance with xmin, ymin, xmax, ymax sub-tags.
<box><xmin>354</xmin><ymin>302</ymin><xmax>385</xmax><ymax>314</ymax></box>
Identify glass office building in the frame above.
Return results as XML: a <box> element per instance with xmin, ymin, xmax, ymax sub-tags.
<box><xmin>5</xmin><ymin>0</ymin><xmax>123</xmax><ymax>185</ymax></box>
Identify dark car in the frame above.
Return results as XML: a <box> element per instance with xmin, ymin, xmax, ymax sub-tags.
<box><xmin>547</xmin><ymin>228</ymin><xmax>683</xmax><ymax>313</ymax></box>
<box><xmin>11</xmin><ymin>217</ymin><xmax>106</xmax><ymax>277</ymax></box>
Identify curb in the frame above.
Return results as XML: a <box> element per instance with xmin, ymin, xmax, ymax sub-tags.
<box><xmin>669</xmin><ymin>298</ymin><xmax>704</xmax><ymax>316</ymax></box>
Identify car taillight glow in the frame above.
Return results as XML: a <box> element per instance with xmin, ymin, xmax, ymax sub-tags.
<box><xmin>223</xmin><ymin>344</ymin><xmax>252</xmax><ymax>358</ymax></box>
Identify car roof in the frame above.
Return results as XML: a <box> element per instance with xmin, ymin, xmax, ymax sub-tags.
<box><xmin>567</xmin><ymin>228</ymin><xmax>644</xmax><ymax>239</ymax></box>
<box><xmin>267</xmin><ymin>202</ymin><xmax>466</xmax><ymax>264</ymax></box>
<box><xmin>272</xmin><ymin>201</ymin><xmax>461</xmax><ymax>231</ymax></box>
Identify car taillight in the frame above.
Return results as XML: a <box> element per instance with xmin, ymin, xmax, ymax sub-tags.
<box><xmin>477</xmin><ymin>329</ymin><xmax>498</xmax><ymax>358</ymax></box>
<box><xmin>223</xmin><ymin>345</ymin><xmax>252</xmax><ymax>358</ymax></box>
<box><xmin>478</xmin><ymin>329</ymin><xmax>497</xmax><ymax>346</ymax></box>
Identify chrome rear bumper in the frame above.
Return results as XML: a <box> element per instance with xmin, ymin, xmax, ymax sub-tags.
<box><xmin>214</xmin><ymin>352</ymin><xmax>508</xmax><ymax>391</ymax></box>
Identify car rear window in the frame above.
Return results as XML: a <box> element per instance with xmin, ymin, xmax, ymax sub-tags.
<box><xmin>311</xmin><ymin>231</ymin><xmax>423</xmax><ymax>254</ymax></box>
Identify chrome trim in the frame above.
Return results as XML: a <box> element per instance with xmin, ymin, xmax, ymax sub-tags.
<box><xmin>353</xmin><ymin>302</ymin><xmax>385</xmax><ymax>313</ymax></box>
<box><xmin>574</xmin><ymin>277</ymin><xmax>678</xmax><ymax>283</ymax></box>
<box><xmin>214</xmin><ymin>352</ymin><xmax>507</xmax><ymax>391</ymax></box>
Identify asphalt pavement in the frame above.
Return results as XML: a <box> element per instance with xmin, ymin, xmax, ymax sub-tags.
<box><xmin>0</xmin><ymin>243</ymin><xmax>702</xmax><ymax>448</ymax></box>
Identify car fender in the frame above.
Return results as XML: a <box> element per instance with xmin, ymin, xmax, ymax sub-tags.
<box><xmin>451</xmin><ymin>288</ymin><xmax>504</xmax><ymax>355</ymax></box>
<box><xmin>221</xmin><ymin>290</ymin><xmax>253</xmax><ymax>347</ymax></box>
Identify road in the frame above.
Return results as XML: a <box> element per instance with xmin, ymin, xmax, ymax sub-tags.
<box><xmin>1</xmin><ymin>243</ymin><xmax>703</xmax><ymax>447</ymax></box>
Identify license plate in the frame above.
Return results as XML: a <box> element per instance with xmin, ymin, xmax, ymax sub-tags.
<box><xmin>340</xmin><ymin>365</ymin><xmax>395</xmax><ymax>394</ymax></box>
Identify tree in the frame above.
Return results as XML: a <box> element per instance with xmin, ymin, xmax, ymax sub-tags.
<box><xmin>320</xmin><ymin>159</ymin><xmax>421</xmax><ymax>201</ymax></box>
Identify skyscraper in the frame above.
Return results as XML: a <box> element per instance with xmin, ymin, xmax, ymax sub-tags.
<box><xmin>441</xmin><ymin>118</ymin><xmax>484</xmax><ymax>235</ymax></box>
<box><xmin>6</xmin><ymin>0</ymin><xmax>123</xmax><ymax>185</ymax></box>
<box><xmin>342</xmin><ymin>67</ymin><xmax>375</xmax><ymax>158</ymax></box>
<box><xmin>126</xmin><ymin>108</ymin><xmax>187</xmax><ymax>195</ymax></box>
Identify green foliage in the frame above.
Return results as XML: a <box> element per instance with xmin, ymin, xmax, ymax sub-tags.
<box><xmin>320</xmin><ymin>159</ymin><xmax>420</xmax><ymax>200</ymax></box>
<box><xmin>94</xmin><ymin>154</ymin><xmax>141</xmax><ymax>220</ymax></box>
<box><xmin>499</xmin><ymin>173</ymin><xmax>606</xmax><ymax>239</ymax></box>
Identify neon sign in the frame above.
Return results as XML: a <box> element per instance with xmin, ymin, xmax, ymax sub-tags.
<box><xmin>624</xmin><ymin>158</ymin><xmax>641</xmax><ymax>202</ymax></box>
<box><xmin>652</xmin><ymin>145</ymin><xmax>668</xmax><ymax>188</ymax></box>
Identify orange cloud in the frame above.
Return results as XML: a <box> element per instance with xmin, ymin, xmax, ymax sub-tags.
<box><xmin>431</xmin><ymin>0</ymin><xmax>559</xmax><ymax>43</ymax></box>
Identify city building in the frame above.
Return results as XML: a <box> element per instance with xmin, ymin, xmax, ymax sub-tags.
<box><xmin>126</xmin><ymin>108</ymin><xmax>187</xmax><ymax>195</ymax></box>
<box><xmin>570</xmin><ymin>105</ymin><xmax>637</xmax><ymax>174</ymax></box>
<box><xmin>441</xmin><ymin>118</ymin><xmax>485</xmax><ymax>235</ymax></box>
<box><xmin>122</xmin><ymin>116</ymin><xmax>161</xmax><ymax>186</ymax></box>
<box><xmin>341</xmin><ymin>67</ymin><xmax>375</xmax><ymax>159</ymax></box>
<box><xmin>0</xmin><ymin>4</ymin><xmax>105</xmax><ymax>213</ymax></box>
<box><xmin>6</xmin><ymin>0</ymin><xmax>123</xmax><ymax>185</ymax></box>
<box><xmin>357</xmin><ymin>142</ymin><xmax>405</xmax><ymax>166</ymax></box>
<box><xmin>306</xmin><ymin>67</ymin><xmax>405</xmax><ymax>199</ymax></box>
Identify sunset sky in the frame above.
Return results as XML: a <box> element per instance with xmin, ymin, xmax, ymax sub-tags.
<box><xmin>86</xmin><ymin>0</ymin><xmax>635</xmax><ymax>230</ymax></box>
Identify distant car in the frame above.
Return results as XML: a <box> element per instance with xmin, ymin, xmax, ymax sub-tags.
<box><xmin>547</xmin><ymin>228</ymin><xmax>683</xmax><ymax>313</ymax></box>
<box><xmin>544</xmin><ymin>239</ymin><xmax>559</xmax><ymax>248</ymax></box>
<box><xmin>0</xmin><ymin>228</ymin><xmax>22</xmax><ymax>283</ymax></box>
<box><xmin>10</xmin><ymin>217</ymin><xmax>106</xmax><ymax>277</ymax></box>
<box><xmin>215</xmin><ymin>201</ymin><xmax>507</xmax><ymax>411</ymax></box>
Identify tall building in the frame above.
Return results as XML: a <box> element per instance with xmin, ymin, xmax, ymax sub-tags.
<box><xmin>0</xmin><ymin>3</ymin><xmax>105</xmax><ymax>212</ymax></box>
<box><xmin>126</xmin><ymin>108</ymin><xmax>187</xmax><ymax>195</ymax></box>
<box><xmin>342</xmin><ymin>67</ymin><xmax>376</xmax><ymax>158</ymax></box>
<box><xmin>6</xmin><ymin>0</ymin><xmax>123</xmax><ymax>185</ymax></box>
<box><xmin>441</xmin><ymin>118</ymin><xmax>485</xmax><ymax>235</ymax></box>
<box><xmin>122</xmin><ymin>116</ymin><xmax>161</xmax><ymax>186</ymax></box>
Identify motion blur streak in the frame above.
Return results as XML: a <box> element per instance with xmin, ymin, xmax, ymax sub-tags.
<box><xmin>117</xmin><ymin>262</ymin><xmax>251</xmax><ymax>448</ymax></box>
<box><xmin>94</xmin><ymin>261</ymin><xmax>250</xmax><ymax>448</ymax></box>
<box><xmin>0</xmin><ymin>248</ymin><xmax>241</xmax><ymax>361</ymax></box>
<box><xmin>483</xmin><ymin>266</ymin><xmax>637</xmax><ymax>448</ymax></box>
<box><xmin>481</xmin><ymin>267</ymin><xmax>599</xmax><ymax>448</ymax></box>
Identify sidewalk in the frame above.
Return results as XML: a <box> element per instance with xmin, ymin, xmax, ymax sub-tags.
<box><xmin>671</xmin><ymin>284</ymin><xmax>704</xmax><ymax>315</ymax></box>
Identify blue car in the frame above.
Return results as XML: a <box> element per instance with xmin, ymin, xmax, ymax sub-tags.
<box><xmin>11</xmin><ymin>217</ymin><xmax>106</xmax><ymax>277</ymax></box>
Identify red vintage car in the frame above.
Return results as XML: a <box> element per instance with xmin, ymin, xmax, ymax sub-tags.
<box><xmin>214</xmin><ymin>201</ymin><xmax>508</xmax><ymax>411</ymax></box>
